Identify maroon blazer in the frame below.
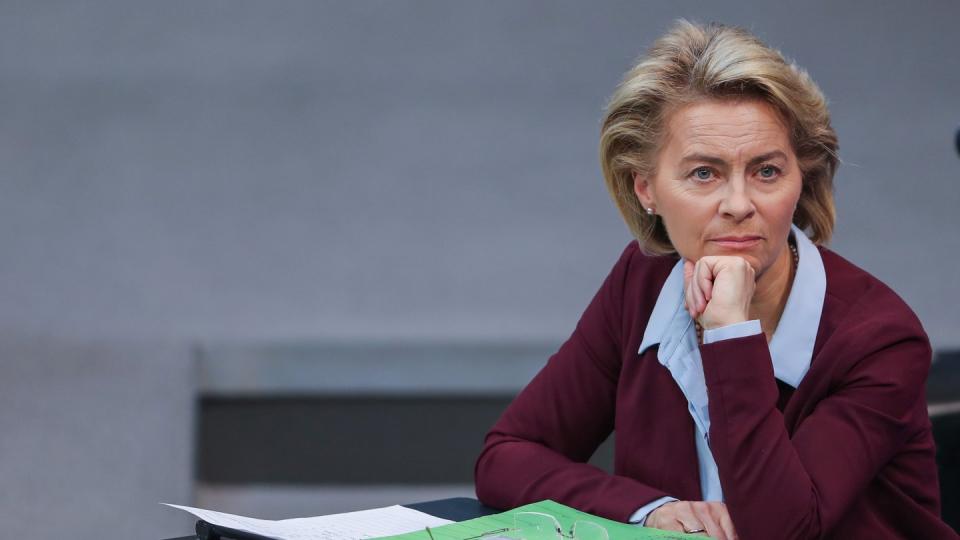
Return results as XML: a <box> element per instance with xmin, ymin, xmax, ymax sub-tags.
<box><xmin>475</xmin><ymin>241</ymin><xmax>956</xmax><ymax>539</ymax></box>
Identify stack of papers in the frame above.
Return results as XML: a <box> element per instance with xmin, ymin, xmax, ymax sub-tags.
<box><xmin>165</xmin><ymin>499</ymin><xmax>697</xmax><ymax>540</ymax></box>
<box><xmin>163</xmin><ymin>503</ymin><xmax>453</xmax><ymax>539</ymax></box>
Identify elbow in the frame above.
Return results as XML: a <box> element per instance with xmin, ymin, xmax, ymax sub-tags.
<box><xmin>473</xmin><ymin>434</ymin><xmax>513</xmax><ymax>510</ymax></box>
<box><xmin>473</xmin><ymin>439</ymin><xmax>498</xmax><ymax>508</ymax></box>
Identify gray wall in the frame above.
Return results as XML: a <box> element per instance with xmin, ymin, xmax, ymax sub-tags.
<box><xmin>1</xmin><ymin>2</ymin><xmax>958</xmax><ymax>539</ymax></box>
<box><xmin>2</xmin><ymin>1</ymin><xmax>957</xmax><ymax>346</ymax></box>
<box><xmin>0</xmin><ymin>337</ymin><xmax>196</xmax><ymax>539</ymax></box>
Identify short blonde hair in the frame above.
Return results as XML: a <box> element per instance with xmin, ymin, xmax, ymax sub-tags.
<box><xmin>600</xmin><ymin>20</ymin><xmax>839</xmax><ymax>255</ymax></box>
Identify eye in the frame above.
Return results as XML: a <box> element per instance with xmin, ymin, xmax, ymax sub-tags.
<box><xmin>691</xmin><ymin>167</ymin><xmax>714</xmax><ymax>182</ymax></box>
<box><xmin>758</xmin><ymin>164</ymin><xmax>781</xmax><ymax>180</ymax></box>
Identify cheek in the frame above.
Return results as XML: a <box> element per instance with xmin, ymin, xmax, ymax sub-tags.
<box><xmin>658</xmin><ymin>198</ymin><xmax>713</xmax><ymax>255</ymax></box>
<box><xmin>756</xmin><ymin>174</ymin><xmax>802</xmax><ymax>220</ymax></box>
<box><xmin>664</xmin><ymin>192</ymin><xmax>715</xmax><ymax>226</ymax></box>
<box><xmin>772</xmin><ymin>186</ymin><xmax>803</xmax><ymax>223</ymax></box>
<box><xmin>772</xmin><ymin>197</ymin><xmax>799</xmax><ymax>222</ymax></box>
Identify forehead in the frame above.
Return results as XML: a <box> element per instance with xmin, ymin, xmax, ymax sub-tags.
<box><xmin>662</xmin><ymin>99</ymin><xmax>792</xmax><ymax>157</ymax></box>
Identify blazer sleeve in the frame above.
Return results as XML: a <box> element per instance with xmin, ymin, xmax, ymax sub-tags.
<box><xmin>474</xmin><ymin>242</ymin><xmax>673</xmax><ymax>522</ymax></box>
<box><xmin>699</xmin><ymin>292</ymin><xmax>933</xmax><ymax>539</ymax></box>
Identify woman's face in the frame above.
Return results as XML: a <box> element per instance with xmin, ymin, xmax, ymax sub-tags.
<box><xmin>633</xmin><ymin>98</ymin><xmax>803</xmax><ymax>277</ymax></box>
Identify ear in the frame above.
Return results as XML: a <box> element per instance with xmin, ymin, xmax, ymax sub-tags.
<box><xmin>632</xmin><ymin>171</ymin><xmax>656</xmax><ymax>211</ymax></box>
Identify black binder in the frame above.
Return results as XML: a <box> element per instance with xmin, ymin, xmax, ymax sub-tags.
<box><xmin>195</xmin><ymin>519</ymin><xmax>274</xmax><ymax>540</ymax></box>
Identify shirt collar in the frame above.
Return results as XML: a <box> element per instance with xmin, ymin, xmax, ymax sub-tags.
<box><xmin>638</xmin><ymin>224</ymin><xmax>826</xmax><ymax>387</ymax></box>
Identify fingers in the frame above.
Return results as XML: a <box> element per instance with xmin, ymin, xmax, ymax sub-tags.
<box><xmin>692</xmin><ymin>503</ymin><xmax>726</xmax><ymax>540</ymax></box>
<box><xmin>685</xmin><ymin>255</ymin><xmax>759</xmax><ymax>330</ymax></box>
<box><xmin>685</xmin><ymin>275</ymin><xmax>696</xmax><ymax>320</ymax></box>
<box><xmin>685</xmin><ymin>258</ymin><xmax>710</xmax><ymax>319</ymax></box>
<box><xmin>683</xmin><ymin>260</ymin><xmax>695</xmax><ymax>319</ymax></box>
<box><xmin>683</xmin><ymin>260</ymin><xmax>696</xmax><ymax>318</ymax></box>
<box><xmin>692</xmin><ymin>259</ymin><xmax>706</xmax><ymax>313</ymax></box>
<box><xmin>689</xmin><ymin>255</ymin><xmax>758</xmax><ymax>330</ymax></box>
<box><xmin>671</xmin><ymin>503</ymin><xmax>703</xmax><ymax>535</ymax></box>
<box><xmin>715</xmin><ymin>504</ymin><xmax>739</xmax><ymax>540</ymax></box>
<box><xmin>673</xmin><ymin>502</ymin><xmax>716</xmax><ymax>537</ymax></box>
<box><xmin>696</xmin><ymin>259</ymin><xmax>713</xmax><ymax>304</ymax></box>
<box><xmin>647</xmin><ymin>501</ymin><xmax>738</xmax><ymax>540</ymax></box>
<box><xmin>683</xmin><ymin>259</ymin><xmax>695</xmax><ymax>284</ymax></box>
<box><xmin>646</xmin><ymin>501</ymin><xmax>680</xmax><ymax>530</ymax></box>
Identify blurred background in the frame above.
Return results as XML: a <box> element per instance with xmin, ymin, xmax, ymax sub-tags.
<box><xmin>1</xmin><ymin>2</ymin><xmax>958</xmax><ymax>539</ymax></box>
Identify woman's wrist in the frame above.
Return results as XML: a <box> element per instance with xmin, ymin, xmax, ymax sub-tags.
<box><xmin>701</xmin><ymin>320</ymin><xmax>762</xmax><ymax>344</ymax></box>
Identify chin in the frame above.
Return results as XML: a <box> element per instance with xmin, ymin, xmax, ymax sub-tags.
<box><xmin>712</xmin><ymin>250</ymin><xmax>765</xmax><ymax>276</ymax></box>
<box><xmin>751</xmin><ymin>260</ymin><xmax>770</xmax><ymax>278</ymax></box>
<box><xmin>752</xmin><ymin>254</ymin><xmax>782</xmax><ymax>279</ymax></box>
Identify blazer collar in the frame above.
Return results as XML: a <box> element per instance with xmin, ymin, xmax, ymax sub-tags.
<box><xmin>638</xmin><ymin>224</ymin><xmax>826</xmax><ymax>387</ymax></box>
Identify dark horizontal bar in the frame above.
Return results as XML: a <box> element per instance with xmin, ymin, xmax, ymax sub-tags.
<box><xmin>196</xmin><ymin>395</ymin><xmax>614</xmax><ymax>485</ymax></box>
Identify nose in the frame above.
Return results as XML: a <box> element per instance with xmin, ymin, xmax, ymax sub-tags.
<box><xmin>717</xmin><ymin>176</ymin><xmax>756</xmax><ymax>221</ymax></box>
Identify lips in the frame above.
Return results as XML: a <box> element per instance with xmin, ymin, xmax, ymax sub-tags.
<box><xmin>710</xmin><ymin>235</ymin><xmax>763</xmax><ymax>249</ymax></box>
<box><xmin>712</xmin><ymin>236</ymin><xmax>762</xmax><ymax>242</ymax></box>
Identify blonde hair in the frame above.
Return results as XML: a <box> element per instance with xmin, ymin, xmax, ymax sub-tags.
<box><xmin>600</xmin><ymin>20</ymin><xmax>839</xmax><ymax>255</ymax></box>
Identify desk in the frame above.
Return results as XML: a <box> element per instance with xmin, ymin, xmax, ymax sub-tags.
<box><xmin>162</xmin><ymin>497</ymin><xmax>500</xmax><ymax>540</ymax></box>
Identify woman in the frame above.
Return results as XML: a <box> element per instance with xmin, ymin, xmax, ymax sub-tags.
<box><xmin>474</xmin><ymin>21</ymin><xmax>956</xmax><ymax>540</ymax></box>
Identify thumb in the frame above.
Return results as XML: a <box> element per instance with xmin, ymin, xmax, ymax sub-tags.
<box><xmin>683</xmin><ymin>259</ymin><xmax>695</xmax><ymax>284</ymax></box>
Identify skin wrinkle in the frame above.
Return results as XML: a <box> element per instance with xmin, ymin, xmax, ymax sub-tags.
<box><xmin>630</xmin><ymin>98</ymin><xmax>806</xmax><ymax>534</ymax></box>
<box><xmin>633</xmin><ymin>98</ymin><xmax>802</xmax><ymax>341</ymax></box>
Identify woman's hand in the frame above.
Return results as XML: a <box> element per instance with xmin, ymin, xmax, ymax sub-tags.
<box><xmin>683</xmin><ymin>256</ymin><xmax>755</xmax><ymax>330</ymax></box>
<box><xmin>646</xmin><ymin>500</ymin><xmax>738</xmax><ymax>539</ymax></box>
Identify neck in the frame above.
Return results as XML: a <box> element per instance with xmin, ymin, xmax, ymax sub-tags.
<box><xmin>749</xmin><ymin>239</ymin><xmax>795</xmax><ymax>341</ymax></box>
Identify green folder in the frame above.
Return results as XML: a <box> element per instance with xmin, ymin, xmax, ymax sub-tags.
<box><xmin>381</xmin><ymin>500</ymin><xmax>702</xmax><ymax>540</ymax></box>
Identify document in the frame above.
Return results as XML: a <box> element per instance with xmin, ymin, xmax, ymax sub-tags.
<box><xmin>162</xmin><ymin>502</ymin><xmax>453</xmax><ymax>540</ymax></box>
<box><xmin>380</xmin><ymin>500</ymin><xmax>696</xmax><ymax>540</ymax></box>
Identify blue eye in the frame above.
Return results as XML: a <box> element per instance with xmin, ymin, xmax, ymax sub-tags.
<box><xmin>692</xmin><ymin>167</ymin><xmax>713</xmax><ymax>181</ymax></box>
<box><xmin>758</xmin><ymin>165</ymin><xmax>780</xmax><ymax>179</ymax></box>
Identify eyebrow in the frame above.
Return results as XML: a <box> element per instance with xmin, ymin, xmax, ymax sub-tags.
<box><xmin>679</xmin><ymin>150</ymin><xmax>789</xmax><ymax>168</ymax></box>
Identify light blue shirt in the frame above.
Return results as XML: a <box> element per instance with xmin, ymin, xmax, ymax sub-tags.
<box><xmin>630</xmin><ymin>224</ymin><xmax>826</xmax><ymax>525</ymax></box>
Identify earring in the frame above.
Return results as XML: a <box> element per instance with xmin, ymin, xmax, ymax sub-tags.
<box><xmin>645</xmin><ymin>207</ymin><xmax>655</xmax><ymax>215</ymax></box>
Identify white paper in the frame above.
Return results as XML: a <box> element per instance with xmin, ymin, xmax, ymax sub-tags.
<box><xmin>163</xmin><ymin>502</ymin><xmax>453</xmax><ymax>539</ymax></box>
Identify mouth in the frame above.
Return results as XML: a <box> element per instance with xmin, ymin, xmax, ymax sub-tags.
<box><xmin>710</xmin><ymin>236</ymin><xmax>763</xmax><ymax>249</ymax></box>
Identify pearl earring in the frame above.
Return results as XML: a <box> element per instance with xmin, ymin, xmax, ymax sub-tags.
<box><xmin>645</xmin><ymin>207</ymin><xmax>655</xmax><ymax>215</ymax></box>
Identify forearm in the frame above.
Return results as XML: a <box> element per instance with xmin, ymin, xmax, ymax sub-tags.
<box><xmin>700</xmin><ymin>333</ymin><xmax>824</xmax><ymax>538</ymax></box>
<box><xmin>700</xmin><ymin>330</ymin><xmax>926</xmax><ymax>540</ymax></box>
<box><xmin>475</xmin><ymin>432</ymin><xmax>673</xmax><ymax>522</ymax></box>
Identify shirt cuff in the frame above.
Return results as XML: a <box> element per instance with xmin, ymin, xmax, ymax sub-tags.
<box><xmin>629</xmin><ymin>496</ymin><xmax>679</xmax><ymax>526</ymax></box>
<box><xmin>702</xmin><ymin>319</ymin><xmax>762</xmax><ymax>344</ymax></box>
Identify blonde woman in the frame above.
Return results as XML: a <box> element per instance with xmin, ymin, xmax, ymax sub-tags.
<box><xmin>475</xmin><ymin>21</ymin><xmax>956</xmax><ymax>539</ymax></box>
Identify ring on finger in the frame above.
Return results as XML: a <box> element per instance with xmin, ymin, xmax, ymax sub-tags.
<box><xmin>677</xmin><ymin>519</ymin><xmax>706</xmax><ymax>534</ymax></box>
